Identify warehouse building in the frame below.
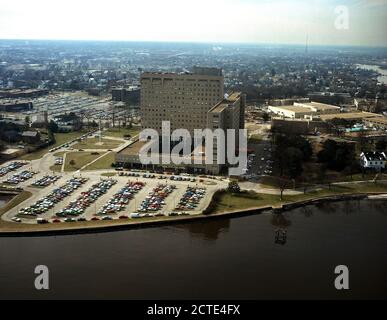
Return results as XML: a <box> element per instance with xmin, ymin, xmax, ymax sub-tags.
<box><xmin>268</xmin><ymin>101</ymin><xmax>340</xmax><ymax>119</ymax></box>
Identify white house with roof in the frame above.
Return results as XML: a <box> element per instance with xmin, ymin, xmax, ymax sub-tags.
<box><xmin>360</xmin><ymin>152</ymin><xmax>386</xmax><ymax>171</ymax></box>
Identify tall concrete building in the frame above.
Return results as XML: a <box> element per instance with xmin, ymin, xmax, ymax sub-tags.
<box><xmin>116</xmin><ymin>67</ymin><xmax>246</xmax><ymax>175</ymax></box>
<box><xmin>140</xmin><ymin>67</ymin><xmax>224</xmax><ymax>134</ymax></box>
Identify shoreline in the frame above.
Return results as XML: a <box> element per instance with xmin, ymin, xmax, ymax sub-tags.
<box><xmin>1</xmin><ymin>191</ymin><xmax>386</xmax><ymax>237</ymax></box>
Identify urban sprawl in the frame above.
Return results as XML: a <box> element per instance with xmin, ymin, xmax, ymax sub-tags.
<box><xmin>0</xmin><ymin>40</ymin><xmax>386</xmax><ymax>230</ymax></box>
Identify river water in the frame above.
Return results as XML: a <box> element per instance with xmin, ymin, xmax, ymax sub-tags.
<box><xmin>356</xmin><ymin>64</ymin><xmax>387</xmax><ymax>84</ymax></box>
<box><xmin>0</xmin><ymin>199</ymin><xmax>386</xmax><ymax>300</ymax></box>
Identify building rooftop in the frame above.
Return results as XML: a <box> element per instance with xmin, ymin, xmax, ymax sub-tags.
<box><xmin>227</xmin><ymin>92</ymin><xmax>241</xmax><ymax>102</ymax></box>
<box><xmin>209</xmin><ymin>92</ymin><xmax>241</xmax><ymax>113</ymax></box>
<box><xmin>118</xmin><ymin>140</ymin><xmax>206</xmax><ymax>162</ymax></box>
<box><xmin>319</xmin><ymin>112</ymin><xmax>382</xmax><ymax>121</ymax></box>
<box><xmin>141</xmin><ymin>67</ymin><xmax>223</xmax><ymax>79</ymax></box>
<box><xmin>270</xmin><ymin>105</ymin><xmax>315</xmax><ymax>113</ymax></box>
<box><xmin>22</xmin><ymin>131</ymin><xmax>39</xmax><ymax>137</ymax></box>
<box><xmin>117</xmin><ymin>140</ymin><xmax>148</xmax><ymax>156</ymax></box>
<box><xmin>294</xmin><ymin>102</ymin><xmax>340</xmax><ymax>111</ymax></box>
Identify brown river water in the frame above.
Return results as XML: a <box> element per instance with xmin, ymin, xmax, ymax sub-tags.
<box><xmin>0</xmin><ymin>199</ymin><xmax>386</xmax><ymax>299</ymax></box>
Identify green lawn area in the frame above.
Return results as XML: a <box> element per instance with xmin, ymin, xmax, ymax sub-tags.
<box><xmin>19</xmin><ymin>131</ymin><xmax>86</xmax><ymax>161</ymax></box>
<box><xmin>72</xmin><ymin>138</ymin><xmax>122</xmax><ymax>150</ymax></box>
<box><xmin>54</xmin><ymin>151</ymin><xmax>65</xmax><ymax>157</ymax></box>
<box><xmin>83</xmin><ymin>152</ymin><xmax>115</xmax><ymax>171</ymax></box>
<box><xmin>206</xmin><ymin>182</ymin><xmax>387</xmax><ymax>214</ymax></box>
<box><xmin>49</xmin><ymin>152</ymin><xmax>65</xmax><ymax>172</ymax></box>
<box><xmin>260</xmin><ymin>173</ymin><xmax>387</xmax><ymax>189</ymax></box>
<box><xmin>103</xmin><ymin>127</ymin><xmax>141</xmax><ymax>139</ymax></box>
<box><xmin>64</xmin><ymin>152</ymin><xmax>107</xmax><ymax>171</ymax></box>
<box><xmin>101</xmin><ymin>172</ymin><xmax>117</xmax><ymax>177</ymax></box>
<box><xmin>50</xmin><ymin>164</ymin><xmax>62</xmax><ymax>172</ymax></box>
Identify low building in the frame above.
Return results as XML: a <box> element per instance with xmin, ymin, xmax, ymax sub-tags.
<box><xmin>271</xmin><ymin>118</ymin><xmax>330</xmax><ymax>134</ymax></box>
<box><xmin>268</xmin><ymin>105</ymin><xmax>315</xmax><ymax>119</ymax></box>
<box><xmin>0</xmin><ymin>89</ymin><xmax>48</xmax><ymax>99</ymax></box>
<box><xmin>318</xmin><ymin>112</ymin><xmax>382</xmax><ymax>122</ymax></box>
<box><xmin>293</xmin><ymin>102</ymin><xmax>340</xmax><ymax>114</ymax></box>
<box><xmin>364</xmin><ymin>117</ymin><xmax>387</xmax><ymax>130</ymax></box>
<box><xmin>360</xmin><ymin>152</ymin><xmax>386</xmax><ymax>171</ymax></box>
<box><xmin>308</xmin><ymin>92</ymin><xmax>353</xmax><ymax>105</ymax></box>
<box><xmin>2</xmin><ymin>130</ymin><xmax>21</xmax><ymax>143</ymax></box>
<box><xmin>268</xmin><ymin>101</ymin><xmax>340</xmax><ymax>119</ymax></box>
<box><xmin>268</xmin><ymin>98</ymin><xmax>310</xmax><ymax>107</ymax></box>
<box><xmin>21</xmin><ymin>131</ymin><xmax>41</xmax><ymax>144</ymax></box>
<box><xmin>111</xmin><ymin>86</ymin><xmax>140</xmax><ymax>104</ymax></box>
<box><xmin>0</xmin><ymin>100</ymin><xmax>33</xmax><ymax>112</ymax></box>
<box><xmin>115</xmin><ymin>139</ymin><xmax>211</xmax><ymax>174</ymax></box>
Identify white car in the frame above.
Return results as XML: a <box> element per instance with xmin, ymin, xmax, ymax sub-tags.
<box><xmin>12</xmin><ymin>217</ymin><xmax>22</xmax><ymax>223</ymax></box>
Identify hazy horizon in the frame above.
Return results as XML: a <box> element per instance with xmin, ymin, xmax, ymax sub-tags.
<box><xmin>0</xmin><ymin>0</ymin><xmax>387</xmax><ymax>47</ymax></box>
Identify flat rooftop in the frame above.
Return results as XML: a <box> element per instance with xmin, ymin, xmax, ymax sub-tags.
<box><xmin>209</xmin><ymin>92</ymin><xmax>241</xmax><ymax>113</ymax></box>
<box><xmin>270</xmin><ymin>105</ymin><xmax>314</xmax><ymax>113</ymax></box>
<box><xmin>319</xmin><ymin>112</ymin><xmax>382</xmax><ymax>121</ymax></box>
<box><xmin>227</xmin><ymin>92</ymin><xmax>241</xmax><ymax>102</ymax></box>
<box><xmin>295</xmin><ymin>102</ymin><xmax>340</xmax><ymax>110</ymax></box>
<box><xmin>366</xmin><ymin>117</ymin><xmax>387</xmax><ymax>124</ymax></box>
<box><xmin>118</xmin><ymin>140</ymin><xmax>147</xmax><ymax>156</ymax></box>
<box><xmin>210</xmin><ymin>102</ymin><xmax>228</xmax><ymax>113</ymax></box>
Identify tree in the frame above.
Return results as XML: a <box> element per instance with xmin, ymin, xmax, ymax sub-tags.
<box><xmin>262</xmin><ymin>112</ymin><xmax>270</xmax><ymax>122</ymax></box>
<box><xmin>25</xmin><ymin>115</ymin><xmax>30</xmax><ymax>127</ymax></box>
<box><xmin>228</xmin><ymin>181</ymin><xmax>241</xmax><ymax>193</ymax></box>
<box><xmin>47</xmin><ymin>129</ymin><xmax>55</xmax><ymax>144</ymax></box>
<box><xmin>299</xmin><ymin>175</ymin><xmax>311</xmax><ymax>194</ymax></box>
<box><xmin>376</xmin><ymin>139</ymin><xmax>387</xmax><ymax>152</ymax></box>
<box><xmin>283</xmin><ymin>147</ymin><xmax>304</xmax><ymax>179</ymax></box>
<box><xmin>357</xmin><ymin>130</ymin><xmax>368</xmax><ymax>153</ymax></box>
<box><xmin>276</xmin><ymin>177</ymin><xmax>289</xmax><ymax>201</ymax></box>
<box><xmin>69</xmin><ymin>160</ymin><xmax>76</xmax><ymax>166</ymax></box>
<box><xmin>318</xmin><ymin>139</ymin><xmax>356</xmax><ymax>172</ymax></box>
<box><xmin>48</xmin><ymin>120</ymin><xmax>58</xmax><ymax>133</ymax></box>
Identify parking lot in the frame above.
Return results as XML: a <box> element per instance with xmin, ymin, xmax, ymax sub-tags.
<box><xmin>3</xmin><ymin>165</ymin><xmax>226</xmax><ymax>225</ymax></box>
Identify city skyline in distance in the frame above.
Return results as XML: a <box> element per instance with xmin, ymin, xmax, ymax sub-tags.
<box><xmin>0</xmin><ymin>0</ymin><xmax>387</xmax><ymax>47</ymax></box>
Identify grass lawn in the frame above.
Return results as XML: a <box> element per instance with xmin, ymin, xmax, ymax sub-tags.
<box><xmin>19</xmin><ymin>131</ymin><xmax>86</xmax><ymax>161</ymax></box>
<box><xmin>64</xmin><ymin>152</ymin><xmax>107</xmax><ymax>172</ymax></box>
<box><xmin>206</xmin><ymin>182</ymin><xmax>387</xmax><ymax>214</ymax></box>
<box><xmin>49</xmin><ymin>152</ymin><xmax>65</xmax><ymax>172</ymax></box>
<box><xmin>72</xmin><ymin>138</ymin><xmax>122</xmax><ymax>150</ymax></box>
<box><xmin>103</xmin><ymin>127</ymin><xmax>141</xmax><ymax>139</ymax></box>
<box><xmin>50</xmin><ymin>164</ymin><xmax>62</xmax><ymax>172</ymax></box>
<box><xmin>260</xmin><ymin>172</ymin><xmax>387</xmax><ymax>189</ymax></box>
<box><xmin>101</xmin><ymin>172</ymin><xmax>117</xmax><ymax>177</ymax></box>
<box><xmin>83</xmin><ymin>152</ymin><xmax>115</xmax><ymax>171</ymax></box>
<box><xmin>0</xmin><ymin>191</ymin><xmax>32</xmax><ymax>216</ymax></box>
<box><xmin>53</xmin><ymin>152</ymin><xmax>65</xmax><ymax>157</ymax></box>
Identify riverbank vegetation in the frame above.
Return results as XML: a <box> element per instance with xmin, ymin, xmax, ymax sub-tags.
<box><xmin>205</xmin><ymin>182</ymin><xmax>387</xmax><ymax>214</ymax></box>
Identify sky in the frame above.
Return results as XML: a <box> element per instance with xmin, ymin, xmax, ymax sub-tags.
<box><xmin>0</xmin><ymin>0</ymin><xmax>386</xmax><ymax>47</ymax></box>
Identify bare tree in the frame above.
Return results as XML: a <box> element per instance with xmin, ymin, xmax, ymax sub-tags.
<box><xmin>276</xmin><ymin>177</ymin><xmax>289</xmax><ymax>201</ymax></box>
